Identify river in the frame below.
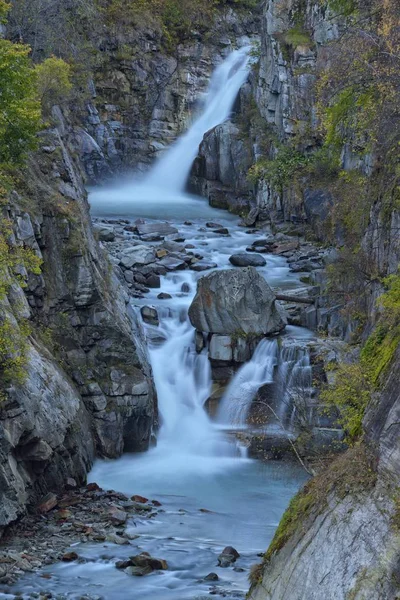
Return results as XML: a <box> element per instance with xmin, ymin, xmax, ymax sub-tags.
<box><xmin>2</xmin><ymin>47</ymin><xmax>312</xmax><ymax>600</ymax></box>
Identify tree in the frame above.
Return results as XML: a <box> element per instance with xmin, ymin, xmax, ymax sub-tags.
<box><xmin>35</xmin><ymin>56</ymin><xmax>73</xmax><ymax>114</ymax></box>
<box><xmin>0</xmin><ymin>39</ymin><xmax>41</xmax><ymax>162</ymax></box>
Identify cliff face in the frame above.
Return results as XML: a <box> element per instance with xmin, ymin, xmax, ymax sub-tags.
<box><xmin>73</xmin><ymin>9</ymin><xmax>258</xmax><ymax>181</ymax></box>
<box><xmin>0</xmin><ymin>109</ymin><xmax>156</xmax><ymax>535</ymax></box>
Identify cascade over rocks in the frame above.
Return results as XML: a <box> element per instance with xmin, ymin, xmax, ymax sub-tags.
<box><xmin>188</xmin><ymin>267</ymin><xmax>286</xmax><ymax>336</ymax></box>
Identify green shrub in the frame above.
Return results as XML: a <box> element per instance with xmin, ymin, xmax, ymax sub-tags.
<box><xmin>35</xmin><ymin>56</ymin><xmax>72</xmax><ymax>114</ymax></box>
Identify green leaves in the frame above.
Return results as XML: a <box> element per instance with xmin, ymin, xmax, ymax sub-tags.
<box><xmin>0</xmin><ymin>40</ymin><xmax>41</xmax><ymax>163</ymax></box>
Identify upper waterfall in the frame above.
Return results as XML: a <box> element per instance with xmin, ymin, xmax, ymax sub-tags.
<box><xmin>146</xmin><ymin>46</ymin><xmax>251</xmax><ymax>192</ymax></box>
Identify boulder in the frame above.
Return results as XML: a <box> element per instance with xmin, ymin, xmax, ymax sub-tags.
<box><xmin>119</xmin><ymin>246</ymin><xmax>156</xmax><ymax>269</ymax></box>
<box><xmin>229</xmin><ymin>253</ymin><xmax>266</xmax><ymax>267</ymax></box>
<box><xmin>188</xmin><ymin>267</ymin><xmax>286</xmax><ymax>336</ymax></box>
<box><xmin>93</xmin><ymin>223</ymin><xmax>115</xmax><ymax>242</ymax></box>
<box><xmin>217</xmin><ymin>546</ymin><xmax>240</xmax><ymax>568</ymax></box>
<box><xmin>140</xmin><ymin>306</ymin><xmax>159</xmax><ymax>326</ymax></box>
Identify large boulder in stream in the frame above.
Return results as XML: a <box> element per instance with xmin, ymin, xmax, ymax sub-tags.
<box><xmin>188</xmin><ymin>267</ymin><xmax>286</xmax><ymax>336</ymax></box>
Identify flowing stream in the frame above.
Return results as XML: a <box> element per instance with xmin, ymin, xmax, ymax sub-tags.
<box><xmin>5</xmin><ymin>48</ymin><xmax>314</xmax><ymax>600</ymax></box>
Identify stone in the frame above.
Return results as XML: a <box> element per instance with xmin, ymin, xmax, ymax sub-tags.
<box><xmin>109</xmin><ymin>507</ymin><xmax>127</xmax><ymax>524</ymax></box>
<box><xmin>93</xmin><ymin>224</ymin><xmax>115</xmax><ymax>242</ymax></box>
<box><xmin>116</xmin><ymin>560</ymin><xmax>132</xmax><ymax>569</ymax></box>
<box><xmin>146</xmin><ymin>274</ymin><xmax>161</xmax><ymax>288</ymax></box>
<box><xmin>131</xmin><ymin>495</ymin><xmax>148</xmax><ymax>504</ymax></box>
<box><xmin>140</xmin><ymin>306</ymin><xmax>159</xmax><ymax>326</ymax></box>
<box><xmin>204</xmin><ymin>572</ymin><xmax>219</xmax><ymax>581</ymax></box>
<box><xmin>188</xmin><ymin>267</ymin><xmax>286</xmax><ymax>336</ymax></box>
<box><xmin>159</xmin><ymin>256</ymin><xmax>187</xmax><ymax>271</ymax></box>
<box><xmin>136</xmin><ymin>222</ymin><xmax>178</xmax><ymax>238</ymax></box>
<box><xmin>157</xmin><ymin>292</ymin><xmax>172</xmax><ymax>300</ymax></box>
<box><xmin>37</xmin><ymin>493</ymin><xmax>58</xmax><ymax>514</ymax></box>
<box><xmin>181</xmin><ymin>282</ymin><xmax>191</xmax><ymax>293</ymax></box>
<box><xmin>214</xmin><ymin>228</ymin><xmax>230</xmax><ymax>235</ymax></box>
<box><xmin>119</xmin><ymin>246</ymin><xmax>156</xmax><ymax>269</ymax></box>
<box><xmin>65</xmin><ymin>478</ymin><xmax>77</xmax><ymax>490</ymax></box>
<box><xmin>62</xmin><ymin>552</ymin><xmax>79</xmax><ymax>562</ymax></box>
<box><xmin>129</xmin><ymin>552</ymin><xmax>168</xmax><ymax>572</ymax></box>
<box><xmin>217</xmin><ymin>546</ymin><xmax>240</xmax><ymax>568</ymax></box>
<box><xmin>190</xmin><ymin>261</ymin><xmax>218</xmax><ymax>272</ymax></box>
<box><xmin>209</xmin><ymin>335</ymin><xmax>233</xmax><ymax>361</ymax></box>
<box><xmin>229</xmin><ymin>253</ymin><xmax>266</xmax><ymax>267</ymax></box>
<box><xmin>86</xmin><ymin>483</ymin><xmax>101</xmax><ymax>492</ymax></box>
<box><xmin>206</xmin><ymin>222</ymin><xmax>223</xmax><ymax>229</ymax></box>
<box><xmin>155</xmin><ymin>248</ymin><xmax>168</xmax><ymax>258</ymax></box>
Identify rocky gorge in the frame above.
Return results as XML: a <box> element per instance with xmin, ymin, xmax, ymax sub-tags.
<box><xmin>0</xmin><ymin>0</ymin><xmax>399</xmax><ymax>599</ymax></box>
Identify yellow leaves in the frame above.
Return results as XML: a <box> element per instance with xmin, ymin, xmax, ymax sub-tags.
<box><xmin>35</xmin><ymin>56</ymin><xmax>73</xmax><ymax>114</ymax></box>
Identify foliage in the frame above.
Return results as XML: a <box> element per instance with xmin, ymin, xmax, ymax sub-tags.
<box><xmin>0</xmin><ymin>0</ymin><xmax>10</xmax><ymax>21</ymax></box>
<box><xmin>361</xmin><ymin>273</ymin><xmax>400</xmax><ymax>385</ymax></box>
<box><xmin>0</xmin><ymin>316</ymin><xmax>31</xmax><ymax>387</ymax></box>
<box><xmin>283</xmin><ymin>26</ymin><xmax>313</xmax><ymax>49</ymax></box>
<box><xmin>35</xmin><ymin>56</ymin><xmax>73</xmax><ymax>114</ymax></box>
<box><xmin>320</xmin><ymin>363</ymin><xmax>371</xmax><ymax>442</ymax></box>
<box><xmin>0</xmin><ymin>39</ymin><xmax>42</xmax><ymax>163</ymax></box>
<box><xmin>248</xmin><ymin>147</ymin><xmax>311</xmax><ymax>192</ymax></box>
<box><xmin>322</xmin><ymin>273</ymin><xmax>400</xmax><ymax>441</ymax></box>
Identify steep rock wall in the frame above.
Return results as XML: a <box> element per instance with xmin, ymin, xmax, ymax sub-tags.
<box><xmin>0</xmin><ymin>109</ymin><xmax>156</xmax><ymax>535</ymax></box>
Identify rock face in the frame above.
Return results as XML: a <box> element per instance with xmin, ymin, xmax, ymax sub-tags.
<box><xmin>0</xmin><ymin>111</ymin><xmax>156</xmax><ymax>535</ymax></box>
<box><xmin>189</xmin><ymin>267</ymin><xmax>286</xmax><ymax>336</ymax></box>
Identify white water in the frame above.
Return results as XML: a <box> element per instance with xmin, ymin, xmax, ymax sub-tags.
<box><xmin>89</xmin><ymin>46</ymin><xmax>251</xmax><ymax>218</ymax></box>
<box><xmin>217</xmin><ymin>339</ymin><xmax>279</xmax><ymax>427</ymax></box>
<box><xmin>148</xmin><ymin>46</ymin><xmax>251</xmax><ymax>191</ymax></box>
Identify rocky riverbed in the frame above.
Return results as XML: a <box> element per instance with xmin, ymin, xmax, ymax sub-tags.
<box><xmin>0</xmin><ymin>208</ymin><xmax>341</xmax><ymax>599</ymax></box>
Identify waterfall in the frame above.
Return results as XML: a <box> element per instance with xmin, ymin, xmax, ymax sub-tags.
<box><xmin>217</xmin><ymin>340</ymin><xmax>313</xmax><ymax>431</ymax></box>
<box><xmin>217</xmin><ymin>339</ymin><xmax>279</xmax><ymax>427</ymax></box>
<box><xmin>147</xmin><ymin>46</ymin><xmax>251</xmax><ymax>192</ymax></box>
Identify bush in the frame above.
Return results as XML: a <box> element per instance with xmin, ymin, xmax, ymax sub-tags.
<box><xmin>0</xmin><ymin>39</ymin><xmax>41</xmax><ymax>162</ymax></box>
<box><xmin>35</xmin><ymin>56</ymin><xmax>73</xmax><ymax>114</ymax></box>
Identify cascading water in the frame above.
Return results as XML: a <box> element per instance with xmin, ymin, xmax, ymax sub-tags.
<box><xmin>217</xmin><ymin>339</ymin><xmax>278</xmax><ymax>427</ymax></box>
<box><xmin>147</xmin><ymin>46</ymin><xmax>251</xmax><ymax>192</ymax></box>
<box><xmin>89</xmin><ymin>46</ymin><xmax>252</xmax><ymax>218</ymax></box>
<box><xmin>217</xmin><ymin>339</ymin><xmax>313</xmax><ymax>431</ymax></box>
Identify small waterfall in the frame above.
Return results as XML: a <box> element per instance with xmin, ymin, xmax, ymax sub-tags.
<box><xmin>217</xmin><ymin>340</ymin><xmax>313</xmax><ymax>431</ymax></box>
<box><xmin>217</xmin><ymin>339</ymin><xmax>279</xmax><ymax>427</ymax></box>
<box><xmin>276</xmin><ymin>345</ymin><xmax>313</xmax><ymax>428</ymax></box>
<box><xmin>147</xmin><ymin>46</ymin><xmax>251</xmax><ymax>193</ymax></box>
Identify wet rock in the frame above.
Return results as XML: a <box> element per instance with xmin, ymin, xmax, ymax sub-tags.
<box><xmin>131</xmin><ymin>495</ymin><xmax>148</xmax><ymax>504</ymax></box>
<box><xmin>106</xmin><ymin>533</ymin><xmax>129</xmax><ymax>545</ymax></box>
<box><xmin>155</xmin><ymin>248</ymin><xmax>168</xmax><ymax>258</ymax></box>
<box><xmin>157</xmin><ymin>292</ymin><xmax>172</xmax><ymax>300</ymax></box>
<box><xmin>190</xmin><ymin>260</ymin><xmax>218</xmax><ymax>272</ymax></box>
<box><xmin>116</xmin><ymin>560</ymin><xmax>132</xmax><ymax>569</ymax></box>
<box><xmin>195</xmin><ymin>330</ymin><xmax>205</xmax><ymax>353</ymax></box>
<box><xmin>140</xmin><ymin>306</ymin><xmax>159</xmax><ymax>326</ymax></box>
<box><xmin>136</xmin><ymin>222</ymin><xmax>178</xmax><ymax>238</ymax></box>
<box><xmin>229</xmin><ymin>253</ymin><xmax>266</xmax><ymax>267</ymax></box>
<box><xmin>62</xmin><ymin>552</ymin><xmax>79</xmax><ymax>562</ymax></box>
<box><xmin>204</xmin><ymin>572</ymin><xmax>219</xmax><ymax>581</ymax></box>
<box><xmin>146</xmin><ymin>274</ymin><xmax>161</xmax><ymax>288</ymax></box>
<box><xmin>86</xmin><ymin>483</ymin><xmax>101</xmax><ymax>492</ymax></box>
<box><xmin>188</xmin><ymin>267</ymin><xmax>286</xmax><ymax>336</ymax></box>
<box><xmin>214</xmin><ymin>228</ymin><xmax>229</xmax><ymax>235</ymax></box>
<box><xmin>206</xmin><ymin>222</ymin><xmax>223</xmax><ymax>229</ymax></box>
<box><xmin>217</xmin><ymin>546</ymin><xmax>240</xmax><ymax>567</ymax></box>
<box><xmin>181</xmin><ymin>282</ymin><xmax>191</xmax><ymax>293</ymax></box>
<box><xmin>126</xmin><ymin>565</ymin><xmax>153</xmax><ymax>576</ymax></box>
<box><xmin>129</xmin><ymin>552</ymin><xmax>168</xmax><ymax>573</ymax></box>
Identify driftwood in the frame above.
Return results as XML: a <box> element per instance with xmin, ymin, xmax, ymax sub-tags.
<box><xmin>275</xmin><ymin>294</ymin><xmax>315</xmax><ymax>305</ymax></box>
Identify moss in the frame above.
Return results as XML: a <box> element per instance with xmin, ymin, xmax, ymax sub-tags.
<box><xmin>263</xmin><ymin>445</ymin><xmax>376</xmax><ymax>562</ymax></box>
<box><xmin>361</xmin><ymin>325</ymin><xmax>400</xmax><ymax>387</ymax></box>
<box><xmin>284</xmin><ymin>27</ymin><xmax>313</xmax><ymax>49</ymax></box>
